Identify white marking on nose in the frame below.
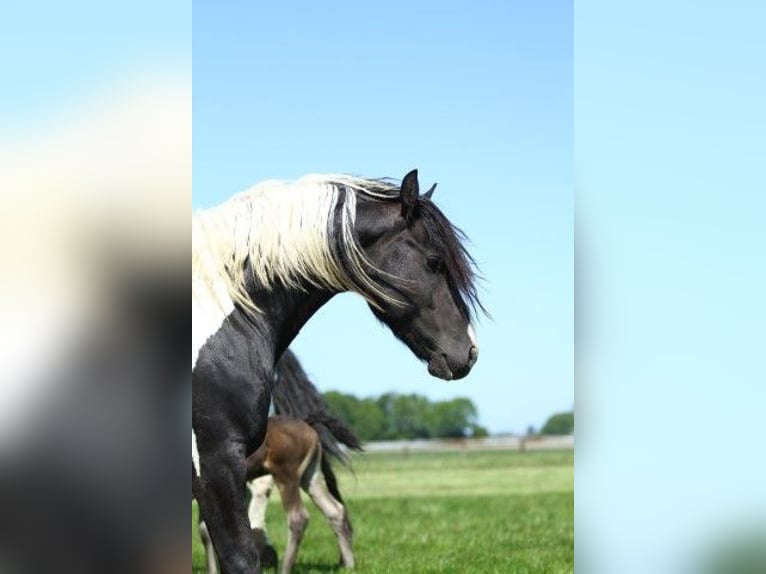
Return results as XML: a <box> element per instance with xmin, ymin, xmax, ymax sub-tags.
<box><xmin>467</xmin><ymin>324</ymin><xmax>478</xmax><ymax>349</ymax></box>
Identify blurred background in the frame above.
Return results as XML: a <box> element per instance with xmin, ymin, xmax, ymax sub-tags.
<box><xmin>1</xmin><ymin>1</ymin><xmax>764</xmax><ymax>573</ymax></box>
<box><xmin>576</xmin><ymin>2</ymin><xmax>766</xmax><ymax>573</ymax></box>
<box><xmin>1</xmin><ymin>1</ymin><xmax>190</xmax><ymax>573</ymax></box>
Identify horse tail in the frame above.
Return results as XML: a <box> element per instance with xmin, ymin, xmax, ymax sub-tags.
<box><xmin>271</xmin><ymin>349</ymin><xmax>327</xmax><ymax>418</ymax></box>
<box><xmin>272</xmin><ymin>350</ymin><xmax>364</xmax><ymax>469</ymax></box>
<box><xmin>320</xmin><ymin>453</ymin><xmax>346</xmax><ymax>506</ymax></box>
<box><xmin>304</xmin><ymin>411</ymin><xmax>363</xmax><ymax>468</ymax></box>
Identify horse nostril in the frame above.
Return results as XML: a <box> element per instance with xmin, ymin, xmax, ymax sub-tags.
<box><xmin>468</xmin><ymin>346</ymin><xmax>479</xmax><ymax>364</ymax></box>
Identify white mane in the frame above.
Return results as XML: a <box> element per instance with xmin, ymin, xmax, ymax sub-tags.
<box><xmin>192</xmin><ymin>174</ymin><xmax>401</xmax><ymax>315</ymax></box>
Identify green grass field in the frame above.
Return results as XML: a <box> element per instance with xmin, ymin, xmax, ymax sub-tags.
<box><xmin>192</xmin><ymin>449</ymin><xmax>573</xmax><ymax>573</ymax></box>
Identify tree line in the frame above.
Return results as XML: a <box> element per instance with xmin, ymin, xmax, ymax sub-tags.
<box><xmin>323</xmin><ymin>391</ymin><xmax>489</xmax><ymax>441</ymax></box>
<box><xmin>539</xmin><ymin>411</ymin><xmax>574</xmax><ymax>436</ymax></box>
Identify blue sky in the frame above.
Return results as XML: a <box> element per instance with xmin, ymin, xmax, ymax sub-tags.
<box><xmin>193</xmin><ymin>1</ymin><xmax>573</xmax><ymax>434</ymax></box>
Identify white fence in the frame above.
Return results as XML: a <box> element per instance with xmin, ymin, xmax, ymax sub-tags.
<box><xmin>362</xmin><ymin>434</ymin><xmax>574</xmax><ymax>453</ymax></box>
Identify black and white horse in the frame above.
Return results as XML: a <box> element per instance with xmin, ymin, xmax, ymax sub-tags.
<box><xmin>192</xmin><ymin>170</ymin><xmax>483</xmax><ymax>573</ymax></box>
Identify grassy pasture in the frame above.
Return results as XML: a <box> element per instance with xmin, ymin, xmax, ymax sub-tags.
<box><xmin>193</xmin><ymin>449</ymin><xmax>573</xmax><ymax>573</ymax></box>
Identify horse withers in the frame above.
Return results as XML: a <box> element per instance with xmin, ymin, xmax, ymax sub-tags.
<box><xmin>192</xmin><ymin>170</ymin><xmax>483</xmax><ymax>573</ymax></box>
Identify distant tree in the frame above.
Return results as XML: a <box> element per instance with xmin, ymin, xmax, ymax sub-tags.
<box><xmin>323</xmin><ymin>391</ymin><xmax>356</xmax><ymax>424</ymax></box>
<box><xmin>323</xmin><ymin>391</ymin><xmax>385</xmax><ymax>441</ymax></box>
<box><xmin>324</xmin><ymin>391</ymin><xmax>486</xmax><ymax>441</ymax></box>
<box><xmin>375</xmin><ymin>392</ymin><xmax>398</xmax><ymax>439</ymax></box>
<box><xmin>429</xmin><ymin>398</ymin><xmax>478</xmax><ymax>438</ymax></box>
<box><xmin>352</xmin><ymin>398</ymin><xmax>386</xmax><ymax>441</ymax></box>
<box><xmin>470</xmin><ymin>424</ymin><xmax>489</xmax><ymax>438</ymax></box>
<box><xmin>526</xmin><ymin>425</ymin><xmax>537</xmax><ymax>437</ymax></box>
<box><xmin>540</xmin><ymin>411</ymin><xmax>574</xmax><ymax>435</ymax></box>
<box><xmin>389</xmin><ymin>394</ymin><xmax>432</xmax><ymax>439</ymax></box>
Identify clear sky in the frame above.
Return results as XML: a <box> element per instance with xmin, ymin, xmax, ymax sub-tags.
<box><xmin>193</xmin><ymin>1</ymin><xmax>573</xmax><ymax>435</ymax></box>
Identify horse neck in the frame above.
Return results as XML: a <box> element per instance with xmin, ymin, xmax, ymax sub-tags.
<box><xmin>243</xmin><ymin>195</ymin><xmax>397</xmax><ymax>359</ymax></box>
<box><xmin>248</xmin><ymin>281</ymin><xmax>338</xmax><ymax>360</ymax></box>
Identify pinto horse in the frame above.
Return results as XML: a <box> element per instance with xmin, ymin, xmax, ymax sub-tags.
<box><xmin>198</xmin><ymin>350</ymin><xmax>362</xmax><ymax>574</ymax></box>
<box><xmin>192</xmin><ymin>170</ymin><xmax>483</xmax><ymax>573</ymax></box>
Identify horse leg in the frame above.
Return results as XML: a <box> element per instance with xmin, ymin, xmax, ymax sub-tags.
<box><xmin>193</xmin><ymin>317</ymin><xmax>273</xmax><ymax>574</ymax></box>
<box><xmin>276</xmin><ymin>479</ymin><xmax>309</xmax><ymax>574</ymax></box>
<box><xmin>198</xmin><ymin>519</ymin><xmax>220</xmax><ymax>574</ymax></box>
<box><xmin>248</xmin><ymin>476</ymin><xmax>278</xmax><ymax>571</ymax></box>
<box><xmin>304</xmin><ymin>464</ymin><xmax>355</xmax><ymax>569</ymax></box>
<box><xmin>196</xmin><ymin>438</ymin><xmax>261</xmax><ymax>574</ymax></box>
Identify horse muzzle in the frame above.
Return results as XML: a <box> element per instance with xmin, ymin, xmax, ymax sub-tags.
<box><xmin>428</xmin><ymin>345</ymin><xmax>478</xmax><ymax>381</ymax></box>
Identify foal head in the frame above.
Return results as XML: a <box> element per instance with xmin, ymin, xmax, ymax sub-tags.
<box><xmin>354</xmin><ymin>170</ymin><xmax>483</xmax><ymax>380</ymax></box>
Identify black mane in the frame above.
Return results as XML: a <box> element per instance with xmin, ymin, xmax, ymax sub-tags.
<box><xmin>418</xmin><ymin>199</ymin><xmax>486</xmax><ymax>320</ymax></box>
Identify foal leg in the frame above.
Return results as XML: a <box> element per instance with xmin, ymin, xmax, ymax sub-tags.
<box><xmin>248</xmin><ymin>476</ymin><xmax>278</xmax><ymax>570</ymax></box>
<box><xmin>247</xmin><ymin>475</ymin><xmax>274</xmax><ymax>537</ymax></box>
<box><xmin>305</xmin><ymin>468</ymin><xmax>355</xmax><ymax>569</ymax></box>
<box><xmin>276</xmin><ymin>479</ymin><xmax>310</xmax><ymax>574</ymax></box>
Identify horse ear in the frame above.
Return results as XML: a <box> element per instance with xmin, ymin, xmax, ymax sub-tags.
<box><xmin>400</xmin><ymin>169</ymin><xmax>419</xmax><ymax>219</ymax></box>
<box><xmin>424</xmin><ymin>182</ymin><xmax>437</xmax><ymax>199</ymax></box>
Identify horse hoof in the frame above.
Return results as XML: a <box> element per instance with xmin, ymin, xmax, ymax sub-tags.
<box><xmin>260</xmin><ymin>544</ymin><xmax>278</xmax><ymax>569</ymax></box>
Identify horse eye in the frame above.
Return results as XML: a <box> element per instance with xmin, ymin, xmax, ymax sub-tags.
<box><xmin>426</xmin><ymin>255</ymin><xmax>444</xmax><ymax>273</ymax></box>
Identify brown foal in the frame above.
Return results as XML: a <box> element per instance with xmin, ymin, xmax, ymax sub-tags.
<box><xmin>198</xmin><ymin>415</ymin><xmax>355</xmax><ymax>574</ymax></box>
